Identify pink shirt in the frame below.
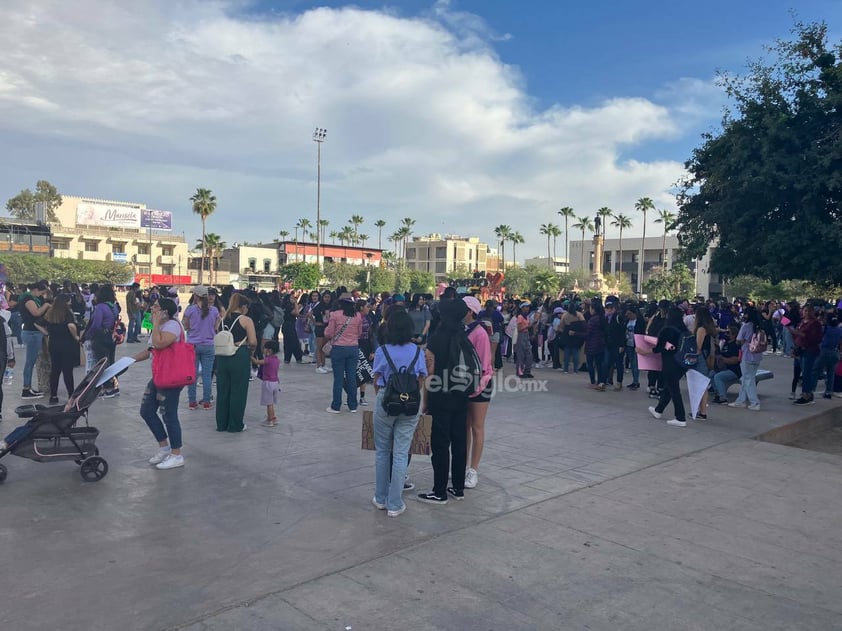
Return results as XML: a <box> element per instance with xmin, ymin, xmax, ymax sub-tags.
<box><xmin>467</xmin><ymin>324</ymin><xmax>493</xmax><ymax>397</ymax></box>
<box><xmin>324</xmin><ymin>311</ymin><xmax>363</xmax><ymax>347</ymax></box>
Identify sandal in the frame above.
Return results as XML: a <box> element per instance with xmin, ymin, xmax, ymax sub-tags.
<box><xmin>261</xmin><ymin>419</ymin><xmax>278</xmax><ymax>427</ymax></box>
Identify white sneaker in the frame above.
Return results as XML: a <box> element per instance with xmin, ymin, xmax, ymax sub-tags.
<box><xmin>666</xmin><ymin>419</ymin><xmax>687</xmax><ymax>427</ymax></box>
<box><xmin>148</xmin><ymin>448</ymin><xmax>171</xmax><ymax>465</ymax></box>
<box><xmin>747</xmin><ymin>403</ymin><xmax>761</xmax><ymax>411</ymax></box>
<box><xmin>372</xmin><ymin>497</ymin><xmax>386</xmax><ymax>510</ymax></box>
<box><xmin>155</xmin><ymin>454</ymin><xmax>184</xmax><ymax>470</ymax></box>
<box><xmin>727</xmin><ymin>402</ymin><xmax>746</xmax><ymax>408</ymax></box>
<box><xmin>387</xmin><ymin>505</ymin><xmax>406</xmax><ymax>518</ymax></box>
<box><xmin>326</xmin><ymin>407</ymin><xmax>341</xmax><ymax>414</ymax></box>
<box><xmin>348</xmin><ymin>407</ymin><xmax>359</xmax><ymax>413</ymax></box>
<box><xmin>648</xmin><ymin>406</ymin><xmax>662</xmax><ymax>420</ymax></box>
<box><xmin>316</xmin><ymin>367</ymin><xmax>330</xmax><ymax>374</ymax></box>
<box><xmin>465</xmin><ymin>468</ymin><xmax>478</xmax><ymax>489</ymax></box>
<box><xmin>834</xmin><ymin>393</ymin><xmax>842</xmax><ymax>399</ymax></box>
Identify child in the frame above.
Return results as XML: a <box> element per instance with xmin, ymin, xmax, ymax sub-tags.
<box><xmin>252</xmin><ymin>340</ymin><xmax>281</xmax><ymax>427</ymax></box>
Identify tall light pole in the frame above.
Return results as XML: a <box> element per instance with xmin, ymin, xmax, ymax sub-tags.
<box><xmin>313</xmin><ymin>127</ymin><xmax>327</xmax><ymax>268</ymax></box>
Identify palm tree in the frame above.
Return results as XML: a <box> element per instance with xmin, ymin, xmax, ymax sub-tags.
<box><xmin>350</xmin><ymin>214</ymin><xmax>364</xmax><ymax>242</ymax></box>
<box><xmin>596</xmin><ymin>206</ymin><xmax>614</xmax><ymax>239</ymax></box>
<box><xmin>374</xmin><ymin>219</ymin><xmax>386</xmax><ymax>250</ymax></box>
<box><xmin>329</xmin><ymin>230</ymin><xmax>338</xmax><ymax>244</ymax></box>
<box><xmin>494</xmin><ymin>225</ymin><xmax>512</xmax><ymax>270</ymax></box>
<box><xmin>395</xmin><ymin>226</ymin><xmax>411</xmax><ymax>259</ymax></box>
<box><xmin>399</xmin><ymin>218</ymin><xmax>415</xmax><ymax>259</ymax></box>
<box><xmin>389</xmin><ymin>231</ymin><xmax>401</xmax><ymax>256</ymax></box>
<box><xmin>190</xmin><ymin>188</ymin><xmax>216</xmax><ymax>284</ymax></box>
<box><xmin>279</xmin><ymin>230</ymin><xmax>289</xmax><ymax>242</ymax></box>
<box><xmin>572</xmin><ymin>215</ymin><xmax>595</xmax><ymax>272</ymax></box>
<box><xmin>539</xmin><ymin>223</ymin><xmax>554</xmax><ymax>268</ymax></box>
<box><xmin>204</xmin><ymin>233</ymin><xmax>226</xmax><ymax>285</ymax></box>
<box><xmin>557</xmin><ymin>206</ymin><xmax>575</xmax><ymax>266</ymax></box>
<box><xmin>319</xmin><ymin>219</ymin><xmax>329</xmax><ymax>245</ymax></box>
<box><xmin>509</xmin><ymin>232</ymin><xmax>524</xmax><ymax>268</ymax></box>
<box><xmin>611</xmin><ymin>214</ymin><xmax>632</xmax><ymax>275</ymax></box>
<box><xmin>654</xmin><ymin>209</ymin><xmax>677</xmax><ymax>268</ymax></box>
<box><xmin>635</xmin><ymin>197</ymin><xmax>655</xmax><ymax>291</ymax></box>
<box><xmin>550</xmin><ymin>225</ymin><xmax>562</xmax><ymax>261</ymax></box>
<box><xmin>297</xmin><ymin>218</ymin><xmax>312</xmax><ymax>241</ymax></box>
<box><xmin>358</xmin><ymin>233</ymin><xmax>369</xmax><ymax>248</ymax></box>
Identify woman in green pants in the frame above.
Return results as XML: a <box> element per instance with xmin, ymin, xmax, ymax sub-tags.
<box><xmin>216</xmin><ymin>293</ymin><xmax>257</xmax><ymax>432</ymax></box>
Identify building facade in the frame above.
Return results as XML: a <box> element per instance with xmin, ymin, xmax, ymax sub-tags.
<box><xmin>523</xmin><ymin>256</ymin><xmax>570</xmax><ymax>273</ymax></box>
<box><xmin>51</xmin><ymin>196</ymin><xmax>190</xmax><ymax>287</ymax></box>
<box><xmin>0</xmin><ymin>219</ymin><xmax>52</xmax><ymax>255</ymax></box>
<box><xmin>278</xmin><ymin>241</ymin><xmax>382</xmax><ymax>267</ymax></box>
<box><xmin>570</xmin><ymin>235</ymin><xmax>722</xmax><ymax>297</ymax></box>
<box><xmin>405</xmin><ymin>234</ymin><xmax>490</xmax><ymax>282</ymax></box>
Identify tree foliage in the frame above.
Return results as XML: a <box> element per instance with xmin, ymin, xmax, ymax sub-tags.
<box><xmin>279</xmin><ymin>262</ymin><xmax>321</xmax><ymax>290</ymax></box>
<box><xmin>0</xmin><ymin>253</ymin><xmax>132</xmax><ymax>285</ymax></box>
<box><xmin>724</xmin><ymin>274</ymin><xmax>840</xmax><ymax>302</ymax></box>
<box><xmin>322</xmin><ymin>261</ymin><xmax>359</xmax><ymax>289</ymax></box>
<box><xmin>5</xmin><ymin>180</ymin><xmax>62</xmax><ymax>223</ymax></box>
<box><xmin>676</xmin><ymin>20</ymin><xmax>842</xmax><ymax>283</ymax></box>
<box><xmin>355</xmin><ymin>265</ymin><xmax>396</xmax><ymax>295</ymax></box>
<box><xmin>642</xmin><ymin>263</ymin><xmax>695</xmax><ymax>300</ymax></box>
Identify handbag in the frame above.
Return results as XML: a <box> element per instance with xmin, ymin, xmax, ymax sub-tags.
<box><xmin>152</xmin><ymin>322</ymin><xmax>196</xmax><ymax>389</ymax></box>
<box><xmin>322</xmin><ymin>316</ymin><xmax>352</xmax><ymax>356</ymax></box>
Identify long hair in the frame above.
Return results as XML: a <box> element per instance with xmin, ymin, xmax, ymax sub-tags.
<box><xmin>340</xmin><ymin>300</ymin><xmax>356</xmax><ymax>317</ymax></box>
<box><xmin>229</xmin><ymin>292</ymin><xmax>250</xmax><ymax>314</ymax></box>
<box><xmin>97</xmin><ymin>284</ymin><xmax>116</xmax><ymax>304</ymax></box>
<box><xmin>45</xmin><ymin>294</ymin><xmax>71</xmax><ymax>324</ymax></box>
<box><xmin>694</xmin><ymin>305</ymin><xmax>717</xmax><ymax>337</ymax></box>
<box><xmin>385</xmin><ymin>309</ymin><xmax>414</xmax><ymax>345</ymax></box>
<box><xmin>743</xmin><ymin>306</ymin><xmax>762</xmax><ymax>329</ymax></box>
<box><xmin>197</xmin><ymin>294</ymin><xmax>209</xmax><ymax>319</ymax></box>
<box><xmin>665</xmin><ymin>306</ymin><xmax>686</xmax><ymax>331</ymax></box>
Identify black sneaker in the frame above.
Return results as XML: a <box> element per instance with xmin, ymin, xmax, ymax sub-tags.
<box><xmin>102</xmin><ymin>388</ymin><xmax>120</xmax><ymax>399</ymax></box>
<box><xmin>48</xmin><ymin>397</ymin><xmax>59</xmax><ymax>405</ymax></box>
<box><xmin>21</xmin><ymin>389</ymin><xmax>43</xmax><ymax>399</ymax></box>
<box><xmin>402</xmin><ymin>480</ymin><xmax>415</xmax><ymax>492</ymax></box>
<box><xmin>417</xmin><ymin>492</ymin><xmax>448</xmax><ymax>505</ymax></box>
<box><xmin>446</xmin><ymin>487</ymin><xmax>464</xmax><ymax>501</ymax></box>
<box><xmin>522</xmin><ymin>373</ymin><xmax>535</xmax><ymax>379</ymax></box>
<box><xmin>793</xmin><ymin>397</ymin><xmax>815</xmax><ymax>405</ymax></box>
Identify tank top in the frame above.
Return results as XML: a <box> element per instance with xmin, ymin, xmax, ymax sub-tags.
<box><xmin>223</xmin><ymin>313</ymin><xmax>248</xmax><ymax>345</ymax></box>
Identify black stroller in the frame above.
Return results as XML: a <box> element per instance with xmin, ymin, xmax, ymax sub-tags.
<box><xmin>0</xmin><ymin>358</ymin><xmax>113</xmax><ymax>484</ymax></box>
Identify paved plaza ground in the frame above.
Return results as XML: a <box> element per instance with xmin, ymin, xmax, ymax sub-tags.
<box><xmin>1</xmin><ymin>344</ymin><xmax>841</xmax><ymax>630</ymax></box>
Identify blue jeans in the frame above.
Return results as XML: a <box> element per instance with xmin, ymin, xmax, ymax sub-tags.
<box><xmin>801</xmin><ymin>352</ymin><xmax>819</xmax><ymax>395</ymax></box>
<box><xmin>188</xmin><ymin>344</ymin><xmax>215</xmax><ymax>404</ymax></box>
<box><xmin>734</xmin><ymin>359</ymin><xmax>760</xmax><ymax>406</ymax></box>
<box><xmin>127</xmin><ymin>310</ymin><xmax>144</xmax><ymax>342</ymax></box>
<box><xmin>373</xmin><ymin>390</ymin><xmax>419</xmax><ymax>512</ymax></box>
<box><xmin>602</xmin><ymin>347</ymin><xmax>624</xmax><ymax>384</ymax></box>
<box><xmin>140</xmin><ymin>379</ymin><xmax>183</xmax><ymax>449</ymax></box>
<box><xmin>816</xmin><ymin>349</ymin><xmax>839</xmax><ymax>395</ymax></box>
<box><xmin>330</xmin><ymin>345</ymin><xmax>359</xmax><ymax>411</ymax></box>
<box><xmin>563</xmin><ymin>346</ymin><xmax>580</xmax><ymax>372</ymax></box>
<box><xmin>21</xmin><ymin>330</ymin><xmax>43</xmax><ymax>389</ymax></box>
<box><xmin>781</xmin><ymin>326</ymin><xmax>794</xmax><ymax>356</ymax></box>
<box><xmin>586</xmin><ymin>351</ymin><xmax>606</xmax><ymax>384</ymax></box>
<box><xmin>713</xmin><ymin>369</ymin><xmax>740</xmax><ymax>398</ymax></box>
<box><xmin>626</xmin><ymin>345</ymin><xmax>640</xmax><ymax>384</ymax></box>
<box><xmin>9</xmin><ymin>311</ymin><xmax>22</xmax><ymax>345</ymax></box>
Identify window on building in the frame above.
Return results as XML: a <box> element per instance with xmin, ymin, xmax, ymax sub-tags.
<box><xmin>161</xmin><ymin>265</ymin><xmax>174</xmax><ymax>276</ymax></box>
<box><xmin>469</xmin><ymin>248</ymin><xmax>473</xmax><ymax>261</ymax></box>
<box><xmin>406</xmin><ymin>248</ymin><xmax>416</xmax><ymax>259</ymax></box>
<box><xmin>112</xmin><ymin>243</ymin><xmax>125</xmax><ymax>254</ymax></box>
<box><xmin>84</xmin><ymin>241</ymin><xmax>98</xmax><ymax>252</ymax></box>
<box><xmin>453</xmin><ymin>245</ymin><xmax>457</xmax><ymax>259</ymax></box>
<box><xmin>161</xmin><ymin>245</ymin><xmax>174</xmax><ymax>256</ymax></box>
<box><xmin>138</xmin><ymin>265</ymin><xmax>150</xmax><ymax>275</ymax></box>
<box><xmin>631</xmin><ymin>252</ymin><xmax>639</xmax><ymax>263</ymax></box>
<box><xmin>248</xmin><ymin>258</ymin><xmax>256</xmax><ymax>272</ymax></box>
<box><xmin>138</xmin><ymin>244</ymin><xmax>150</xmax><ymax>256</ymax></box>
<box><xmin>53</xmin><ymin>240</ymin><xmax>69</xmax><ymax>250</ymax></box>
<box><xmin>435</xmin><ymin>262</ymin><xmax>446</xmax><ymax>273</ymax></box>
<box><xmin>263</xmin><ymin>259</ymin><xmax>271</xmax><ymax>273</ymax></box>
<box><xmin>435</xmin><ymin>246</ymin><xmax>446</xmax><ymax>258</ymax></box>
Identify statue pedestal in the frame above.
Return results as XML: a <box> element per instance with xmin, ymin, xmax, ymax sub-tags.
<box><xmin>590</xmin><ymin>234</ymin><xmax>605</xmax><ymax>291</ymax></box>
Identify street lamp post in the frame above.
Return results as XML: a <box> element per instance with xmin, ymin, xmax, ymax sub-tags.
<box><xmin>313</xmin><ymin>127</ymin><xmax>327</xmax><ymax>268</ymax></box>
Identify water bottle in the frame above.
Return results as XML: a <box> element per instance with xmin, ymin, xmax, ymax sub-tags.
<box><xmin>3</xmin><ymin>367</ymin><xmax>13</xmax><ymax>386</ymax></box>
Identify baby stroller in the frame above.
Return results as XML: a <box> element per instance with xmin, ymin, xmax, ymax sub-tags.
<box><xmin>0</xmin><ymin>358</ymin><xmax>112</xmax><ymax>484</ymax></box>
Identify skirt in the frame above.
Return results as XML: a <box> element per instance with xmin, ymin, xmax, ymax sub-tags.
<box><xmin>260</xmin><ymin>380</ymin><xmax>281</xmax><ymax>406</ymax></box>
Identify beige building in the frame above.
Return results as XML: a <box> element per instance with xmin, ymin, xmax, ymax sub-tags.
<box><xmin>405</xmin><ymin>234</ymin><xmax>490</xmax><ymax>281</ymax></box>
<box><xmin>570</xmin><ymin>235</ymin><xmax>721</xmax><ymax>297</ymax></box>
<box><xmin>52</xmin><ymin>196</ymin><xmax>189</xmax><ymax>286</ymax></box>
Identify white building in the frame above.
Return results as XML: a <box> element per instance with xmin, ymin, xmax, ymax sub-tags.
<box><xmin>523</xmin><ymin>256</ymin><xmax>569</xmax><ymax>273</ymax></box>
<box><xmin>570</xmin><ymin>235</ymin><xmax>722</xmax><ymax>297</ymax></box>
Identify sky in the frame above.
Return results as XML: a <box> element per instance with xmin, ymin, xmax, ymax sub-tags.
<box><xmin>2</xmin><ymin>0</ymin><xmax>841</xmax><ymax>261</ymax></box>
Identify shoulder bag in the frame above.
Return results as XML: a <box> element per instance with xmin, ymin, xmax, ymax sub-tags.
<box><xmin>322</xmin><ymin>316</ymin><xmax>352</xmax><ymax>356</ymax></box>
<box><xmin>152</xmin><ymin>322</ymin><xmax>196</xmax><ymax>389</ymax></box>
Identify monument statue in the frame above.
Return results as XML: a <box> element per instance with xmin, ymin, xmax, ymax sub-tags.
<box><xmin>594</xmin><ymin>214</ymin><xmax>601</xmax><ymax>237</ymax></box>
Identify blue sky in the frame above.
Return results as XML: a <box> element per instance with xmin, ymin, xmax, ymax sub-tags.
<box><xmin>1</xmin><ymin>0</ymin><xmax>840</xmax><ymax>259</ymax></box>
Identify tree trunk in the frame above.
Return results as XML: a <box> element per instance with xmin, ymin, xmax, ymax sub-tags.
<box><xmin>618</xmin><ymin>230</ymin><xmax>623</xmax><ymax>279</ymax></box>
<box><xmin>662</xmin><ymin>232</ymin><xmax>668</xmax><ymax>269</ymax></box>
<box><xmin>639</xmin><ymin>213</ymin><xmax>647</xmax><ymax>293</ymax></box>
<box><xmin>200</xmin><ymin>218</ymin><xmax>206</xmax><ymax>284</ymax></box>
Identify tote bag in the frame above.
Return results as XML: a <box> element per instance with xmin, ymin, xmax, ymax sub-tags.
<box><xmin>152</xmin><ymin>322</ymin><xmax>196</xmax><ymax>389</ymax></box>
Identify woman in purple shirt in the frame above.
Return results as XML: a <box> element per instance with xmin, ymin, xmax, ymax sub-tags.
<box><xmin>84</xmin><ymin>285</ymin><xmax>119</xmax><ymax>398</ymax></box>
<box><xmin>183</xmin><ymin>285</ymin><xmax>220</xmax><ymax>410</ymax></box>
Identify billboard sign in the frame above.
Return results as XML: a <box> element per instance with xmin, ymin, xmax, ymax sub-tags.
<box><xmin>76</xmin><ymin>202</ymin><xmax>142</xmax><ymax>228</ymax></box>
<box><xmin>112</xmin><ymin>252</ymin><xmax>128</xmax><ymax>263</ymax></box>
<box><xmin>141</xmin><ymin>209</ymin><xmax>173</xmax><ymax>231</ymax></box>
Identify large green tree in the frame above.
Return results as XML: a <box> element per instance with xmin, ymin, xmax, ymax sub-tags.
<box><xmin>677</xmin><ymin>20</ymin><xmax>842</xmax><ymax>283</ymax></box>
<box><xmin>6</xmin><ymin>180</ymin><xmax>62</xmax><ymax>223</ymax></box>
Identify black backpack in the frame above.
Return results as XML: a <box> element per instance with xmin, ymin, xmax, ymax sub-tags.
<box><xmin>380</xmin><ymin>345</ymin><xmax>423</xmax><ymax>417</ymax></box>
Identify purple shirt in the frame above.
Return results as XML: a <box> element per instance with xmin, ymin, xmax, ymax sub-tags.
<box><xmin>372</xmin><ymin>343</ymin><xmax>428</xmax><ymax>387</ymax></box>
<box><xmin>261</xmin><ymin>354</ymin><xmax>280</xmax><ymax>383</ymax></box>
<box><xmin>183</xmin><ymin>305</ymin><xmax>219</xmax><ymax>346</ymax></box>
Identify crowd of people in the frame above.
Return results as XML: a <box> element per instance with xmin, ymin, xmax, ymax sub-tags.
<box><xmin>1</xmin><ymin>276</ymin><xmax>841</xmax><ymax>514</ymax></box>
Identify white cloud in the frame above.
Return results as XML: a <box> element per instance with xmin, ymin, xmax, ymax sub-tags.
<box><xmin>0</xmin><ymin>0</ymin><xmax>713</xmax><ymax>259</ymax></box>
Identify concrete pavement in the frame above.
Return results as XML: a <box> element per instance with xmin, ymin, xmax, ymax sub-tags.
<box><xmin>1</xmin><ymin>346</ymin><xmax>840</xmax><ymax>630</ymax></box>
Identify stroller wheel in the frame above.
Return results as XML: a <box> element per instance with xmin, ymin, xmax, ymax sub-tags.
<box><xmin>0</xmin><ymin>463</ymin><xmax>6</xmax><ymax>484</ymax></box>
<box><xmin>79</xmin><ymin>456</ymin><xmax>108</xmax><ymax>483</ymax></box>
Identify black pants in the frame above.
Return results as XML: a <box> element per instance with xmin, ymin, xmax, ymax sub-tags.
<box><xmin>0</xmin><ymin>353</ymin><xmax>6</xmax><ymax>414</ymax></box>
<box><xmin>549</xmin><ymin>338</ymin><xmax>561</xmax><ymax>369</ymax></box>
<box><xmin>430</xmin><ymin>405</ymin><xmax>468</xmax><ymax>496</ymax></box>
<box><xmin>603</xmin><ymin>347</ymin><xmax>624</xmax><ymax>385</ymax></box>
<box><xmin>49</xmin><ymin>346</ymin><xmax>76</xmax><ymax>398</ymax></box>
<box><xmin>655</xmin><ymin>371</ymin><xmax>686</xmax><ymax>422</ymax></box>
<box><xmin>647</xmin><ymin>370</ymin><xmax>662</xmax><ymax>391</ymax></box>
<box><xmin>282</xmin><ymin>322</ymin><xmax>302</xmax><ymax>363</ymax></box>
